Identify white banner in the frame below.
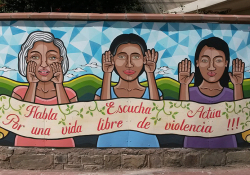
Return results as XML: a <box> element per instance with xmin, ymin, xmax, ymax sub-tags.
<box><xmin>0</xmin><ymin>95</ymin><xmax>248</xmax><ymax>139</ymax></box>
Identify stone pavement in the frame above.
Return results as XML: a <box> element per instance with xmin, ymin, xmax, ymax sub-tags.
<box><xmin>0</xmin><ymin>166</ymin><xmax>250</xmax><ymax>175</ymax></box>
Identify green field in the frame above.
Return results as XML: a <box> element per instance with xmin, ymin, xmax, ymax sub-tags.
<box><xmin>1</xmin><ymin>75</ymin><xmax>250</xmax><ymax>101</ymax></box>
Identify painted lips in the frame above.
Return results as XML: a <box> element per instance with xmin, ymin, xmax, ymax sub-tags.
<box><xmin>123</xmin><ymin>70</ymin><xmax>136</xmax><ymax>75</ymax></box>
<box><xmin>38</xmin><ymin>70</ymin><xmax>50</xmax><ymax>76</ymax></box>
<box><xmin>207</xmin><ymin>71</ymin><xmax>216</xmax><ymax>77</ymax></box>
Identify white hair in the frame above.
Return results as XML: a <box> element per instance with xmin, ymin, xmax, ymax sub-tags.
<box><xmin>18</xmin><ymin>31</ymin><xmax>69</xmax><ymax>76</ymax></box>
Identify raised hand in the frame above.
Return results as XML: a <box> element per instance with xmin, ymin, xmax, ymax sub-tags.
<box><xmin>178</xmin><ymin>58</ymin><xmax>194</xmax><ymax>85</ymax></box>
<box><xmin>51</xmin><ymin>62</ymin><xmax>63</xmax><ymax>84</ymax></box>
<box><xmin>26</xmin><ymin>61</ymin><xmax>39</xmax><ymax>83</ymax></box>
<box><xmin>102</xmin><ymin>51</ymin><xmax>114</xmax><ymax>73</ymax></box>
<box><xmin>229</xmin><ymin>58</ymin><xmax>245</xmax><ymax>85</ymax></box>
<box><xmin>144</xmin><ymin>49</ymin><xmax>158</xmax><ymax>73</ymax></box>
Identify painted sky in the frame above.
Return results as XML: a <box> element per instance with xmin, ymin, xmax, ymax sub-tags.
<box><xmin>0</xmin><ymin>21</ymin><xmax>250</xmax><ymax>82</ymax></box>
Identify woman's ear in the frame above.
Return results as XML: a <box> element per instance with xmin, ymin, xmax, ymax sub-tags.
<box><xmin>59</xmin><ymin>56</ymin><xmax>63</xmax><ymax>63</ymax></box>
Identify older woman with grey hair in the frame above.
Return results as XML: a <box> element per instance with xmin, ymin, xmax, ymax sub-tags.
<box><xmin>12</xmin><ymin>31</ymin><xmax>77</xmax><ymax>147</ymax></box>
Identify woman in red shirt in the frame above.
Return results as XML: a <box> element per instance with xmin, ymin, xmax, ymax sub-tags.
<box><xmin>12</xmin><ymin>31</ymin><xmax>77</xmax><ymax>147</ymax></box>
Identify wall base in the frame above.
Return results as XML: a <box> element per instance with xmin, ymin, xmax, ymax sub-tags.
<box><xmin>0</xmin><ymin>147</ymin><xmax>249</xmax><ymax>170</ymax></box>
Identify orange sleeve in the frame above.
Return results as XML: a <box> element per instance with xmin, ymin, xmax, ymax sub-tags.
<box><xmin>12</xmin><ymin>86</ymin><xmax>28</xmax><ymax>99</ymax></box>
<box><xmin>65</xmin><ymin>87</ymin><xmax>77</xmax><ymax>100</ymax></box>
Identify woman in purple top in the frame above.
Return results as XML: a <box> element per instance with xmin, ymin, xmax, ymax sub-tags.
<box><xmin>178</xmin><ymin>37</ymin><xmax>245</xmax><ymax>148</ymax></box>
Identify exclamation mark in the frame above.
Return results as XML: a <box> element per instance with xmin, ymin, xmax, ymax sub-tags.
<box><xmin>236</xmin><ymin>117</ymin><xmax>240</xmax><ymax>129</ymax></box>
<box><xmin>232</xmin><ymin>118</ymin><xmax>235</xmax><ymax>130</ymax></box>
<box><xmin>228</xmin><ymin>119</ymin><xmax>231</xmax><ymax>131</ymax></box>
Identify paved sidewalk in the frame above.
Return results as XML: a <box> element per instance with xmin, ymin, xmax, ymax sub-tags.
<box><xmin>0</xmin><ymin>166</ymin><xmax>250</xmax><ymax>175</ymax></box>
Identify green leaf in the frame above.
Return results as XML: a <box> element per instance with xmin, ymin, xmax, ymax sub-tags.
<box><xmin>241</xmin><ymin>122</ymin><xmax>244</xmax><ymax>125</ymax></box>
<box><xmin>226</xmin><ymin>103</ymin><xmax>228</xmax><ymax>107</ymax></box>
<box><xmin>154</xmin><ymin>120</ymin><xmax>157</xmax><ymax>125</ymax></box>
<box><xmin>247</xmin><ymin>117</ymin><xmax>249</xmax><ymax>120</ymax></box>
<box><xmin>222</xmin><ymin>112</ymin><xmax>226</xmax><ymax>115</ymax></box>
<box><xmin>66</xmin><ymin>108</ymin><xmax>69</xmax><ymax>111</ymax></box>
<box><xmin>102</xmin><ymin>106</ymin><xmax>105</xmax><ymax>110</ymax></box>
<box><xmin>22</xmin><ymin>104</ymin><xmax>25</xmax><ymax>107</ymax></box>
<box><xmin>90</xmin><ymin>112</ymin><xmax>93</xmax><ymax>116</ymax></box>
<box><xmin>86</xmin><ymin>111</ymin><xmax>89</xmax><ymax>114</ymax></box>
<box><xmin>172</xmin><ymin>115</ymin><xmax>175</xmax><ymax>119</ymax></box>
<box><xmin>58</xmin><ymin>121</ymin><xmax>62</xmax><ymax>124</ymax></box>
<box><xmin>2</xmin><ymin>110</ymin><xmax>4</xmax><ymax>114</ymax></box>
<box><xmin>70</xmin><ymin>105</ymin><xmax>74</xmax><ymax>109</ymax></box>
<box><xmin>173</xmin><ymin>112</ymin><xmax>178</xmax><ymax>115</ymax></box>
<box><xmin>80</xmin><ymin>108</ymin><xmax>83</xmax><ymax>113</ymax></box>
<box><xmin>246</xmin><ymin>113</ymin><xmax>248</xmax><ymax>116</ymax></box>
<box><xmin>187</xmin><ymin>103</ymin><xmax>190</xmax><ymax>106</ymax></box>
<box><xmin>153</xmin><ymin>102</ymin><xmax>156</xmax><ymax>106</ymax></box>
<box><xmin>67</xmin><ymin>105</ymin><xmax>69</xmax><ymax>108</ymax></box>
<box><xmin>242</xmin><ymin>125</ymin><xmax>245</xmax><ymax>130</ymax></box>
<box><xmin>62</xmin><ymin>122</ymin><xmax>66</xmax><ymax>126</ymax></box>
<box><xmin>170</xmin><ymin>105</ymin><xmax>173</xmax><ymax>108</ymax></box>
<box><xmin>158</xmin><ymin>118</ymin><xmax>161</xmax><ymax>121</ymax></box>
<box><xmin>229</xmin><ymin>105</ymin><xmax>232</xmax><ymax>108</ymax></box>
<box><xmin>2</xmin><ymin>96</ymin><xmax>6</xmax><ymax>99</ymax></box>
<box><xmin>0</xmin><ymin>116</ymin><xmax>2</xmax><ymax>118</ymax></box>
<box><xmin>246</xmin><ymin>123</ymin><xmax>248</xmax><ymax>126</ymax></box>
<box><xmin>101</xmin><ymin>112</ymin><xmax>105</xmax><ymax>115</ymax></box>
<box><xmin>239</xmin><ymin>105</ymin><xmax>242</xmax><ymax>108</ymax></box>
<box><xmin>0</xmin><ymin>97</ymin><xmax>2</xmax><ymax>101</ymax></box>
<box><xmin>152</xmin><ymin>107</ymin><xmax>155</xmax><ymax>111</ymax></box>
<box><xmin>18</xmin><ymin>111</ymin><xmax>21</xmax><ymax>115</ymax></box>
<box><xmin>80</xmin><ymin>114</ymin><xmax>83</xmax><ymax>118</ymax></box>
<box><xmin>187</xmin><ymin>107</ymin><xmax>190</xmax><ymax>110</ymax></box>
<box><xmin>169</xmin><ymin>102</ymin><xmax>173</xmax><ymax>105</ymax></box>
<box><xmin>151</xmin><ymin>117</ymin><xmax>156</xmax><ymax>120</ymax></box>
<box><xmin>226</xmin><ymin>113</ymin><xmax>229</xmax><ymax>119</ymax></box>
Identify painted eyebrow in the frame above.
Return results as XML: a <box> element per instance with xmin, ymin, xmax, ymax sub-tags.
<box><xmin>46</xmin><ymin>50</ymin><xmax>58</xmax><ymax>54</ymax></box>
<box><xmin>131</xmin><ymin>52</ymin><xmax>140</xmax><ymax>55</ymax></box>
<box><xmin>30</xmin><ymin>51</ymin><xmax>40</xmax><ymax>54</ymax></box>
<box><xmin>200</xmin><ymin>55</ymin><xmax>210</xmax><ymax>58</ymax></box>
<box><xmin>213</xmin><ymin>56</ymin><xmax>223</xmax><ymax>59</ymax></box>
<box><xmin>117</xmin><ymin>52</ymin><xmax>127</xmax><ymax>55</ymax></box>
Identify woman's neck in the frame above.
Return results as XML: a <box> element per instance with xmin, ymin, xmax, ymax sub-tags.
<box><xmin>115</xmin><ymin>78</ymin><xmax>143</xmax><ymax>90</ymax></box>
<box><xmin>37</xmin><ymin>81</ymin><xmax>55</xmax><ymax>92</ymax></box>
<box><xmin>199</xmin><ymin>80</ymin><xmax>223</xmax><ymax>90</ymax></box>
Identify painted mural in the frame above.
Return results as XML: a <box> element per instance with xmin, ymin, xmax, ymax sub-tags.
<box><xmin>0</xmin><ymin>21</ymin><xmax>250</xmax><ymax>148</ymax></box>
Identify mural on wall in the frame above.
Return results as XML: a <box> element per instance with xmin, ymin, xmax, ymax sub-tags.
<box><xmin>0</xmin><ymin>21</ymin><xmax>250</xmax><ymax>148</ymax></box>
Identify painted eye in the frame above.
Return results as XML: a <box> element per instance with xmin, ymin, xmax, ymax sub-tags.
<box><xmin>201</xmin><ymin>59</ymin><xmax>208</xmax><ymax>63</ymax></box>
<box><xmin>49</xmin><ymin>56</ymin><xmax>56</xmax><ymax>60</ymax></box>
<box><xmin>216</xmin><ymin>59</ymin><xmax>222</xmax><ymax>63</ymax></box>
<box><xmin>32</xmin><ymin>56</ymin><xmax>39</xmax><ymax>60</ymax></box>
<box><xmin>118</xmin><ymin>55</ymin><xmax>126</xmax><ymax>59</ymax></box>
<box><xmin>132</xmin><ymin>56</ymin><xmax>140</xmax><ymax>59</ymax></box>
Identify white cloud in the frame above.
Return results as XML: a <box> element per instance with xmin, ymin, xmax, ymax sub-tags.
<box><xmin>156</xmin><ymin>71</ymin><xmax>169</xmax><ymax>75</ymax></box>
<box><xmin>81</xmin><ymin>62</ymin><xmax>101</xmax><ymax>68</ymax></box>
<box><xmin>245</xmin><ymin>69</ymin><xmax>250</xmax><ymax>72</ymax></box>
<box><xmin>70</xmin><ymin>67</ymin><xmax>86</xmax><ymax>72</ymax></box>
<box><xmin>66</xmin><ymin>73</ymin><xmax>75</xmax><ymax>78</ymax></box>
<box><xmin>158</xmin><ymin>66</ymin><xmax>173</xmax><ymax>71</ymax></box>
<box><xmin>0</xmin><ymin>66</ymin><xmax>16</xmax><ymax>72</ymax></box>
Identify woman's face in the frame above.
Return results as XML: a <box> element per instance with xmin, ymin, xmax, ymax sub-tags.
<box><xmin>114</xmin><ymin>43</ymin><xmax>144</xmax><ymax>81</ymax></box>
<box><xmin>26</xmin><ymin>41</ymin><xmax>62</xmax><ymax>82</ymax></box>
<box><xmin>196</xmin><ymin>45</ymin><xmax>228</xmax><ymax>83</ymax></box>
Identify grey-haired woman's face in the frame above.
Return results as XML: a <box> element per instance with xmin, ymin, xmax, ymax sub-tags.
<box><xmin>26</xmin><ymin>41</ymin><xmax>62</xmax><ymax>82</ymax></box>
